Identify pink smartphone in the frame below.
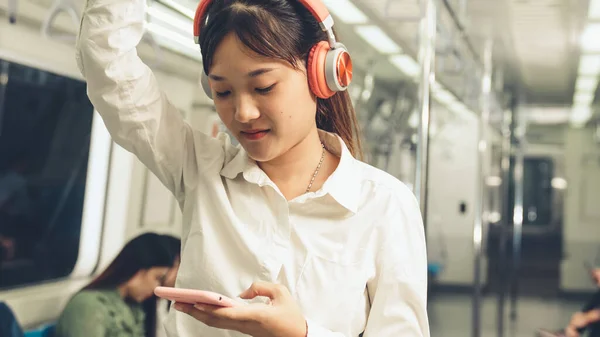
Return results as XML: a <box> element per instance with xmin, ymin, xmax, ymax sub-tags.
<box><xmin>154</xmin><ymin>286</ymin><xmax>241</xmax><ymax>307</ymax></box>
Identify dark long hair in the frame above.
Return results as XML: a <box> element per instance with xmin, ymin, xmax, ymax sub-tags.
<box><xmin>85</xmin><ymin>233</ymin><xmax>180</xmax><ymax>337</ymax></box>
<box><xmin>198</xmin><ymin>0</ymin><xmax>363</xmax><ymax>159</ymax></box>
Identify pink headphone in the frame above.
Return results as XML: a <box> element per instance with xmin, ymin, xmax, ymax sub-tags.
<box><xmin>193</xmin><ymin>0</ymin><xmax>353</xmax><ymax>100</ymax></box>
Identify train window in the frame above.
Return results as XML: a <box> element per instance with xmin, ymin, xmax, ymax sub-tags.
<box><xmin>0</xmin><ymin>58</ymin><xmax>94</xmax><ymax>289</ymax></box>
<box><xmin>508</xmin><ymin>156</ymin><xmax>554</xmax><ymax>227</ymax></box>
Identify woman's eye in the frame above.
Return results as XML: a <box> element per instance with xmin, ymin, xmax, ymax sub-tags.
<box><xmin>255</xmin><ymin>84</ymin><xmax>276</xmax><ymax>94</ymax></box>
<box><xmin>215</xmin><ymin>90</ymin><xmax>231</xmax><ymax>98</ymax></box>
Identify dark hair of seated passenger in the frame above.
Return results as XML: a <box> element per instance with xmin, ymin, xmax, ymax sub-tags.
<box><xmin>85</xmin><ymin>232</ymin><xmax>180</xmax><ymax>337</ymax></box>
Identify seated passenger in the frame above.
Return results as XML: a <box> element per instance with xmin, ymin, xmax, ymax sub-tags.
<box><xmin>55</xmin><ymin>233</ymin><xmax>180</xmax><ymax>337</ymax></box>
<box><xmin>538</xmin><ymin>268</ymin><xmax>600</xmax><ymax>337</ymax></box>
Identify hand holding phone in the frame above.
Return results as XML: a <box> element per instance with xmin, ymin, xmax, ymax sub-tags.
<box><xmin>171</xmin><ymin>281</ymin><xmax>307</xmax><ymax>337</ymax></box>
<box><xmin>154</xmin><ymin>286</ymin><xmax>242</xmax><ymax>307</ymax></box>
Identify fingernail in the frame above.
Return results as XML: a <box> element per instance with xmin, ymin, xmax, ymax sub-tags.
<box><xmin>174</xmin><ymin>303</ymin><xmax>183</xmax><ymax>311</ymax></box>
<box><xmin>193</xmin><ymin>304</ymin><xmax>206</xmax><ymax>311</ymax></box>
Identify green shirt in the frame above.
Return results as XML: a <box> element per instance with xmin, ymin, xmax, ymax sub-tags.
<box><xmin>55</xmin><ymin>289</ymin><xmax>145</xmax><ymax>337</ymax></box>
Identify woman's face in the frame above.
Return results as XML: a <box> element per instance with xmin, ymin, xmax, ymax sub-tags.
<box><xmin>208</xmin><ymin>32</ymin><xmax>318</xmax><ymax>162</ymax></box>
<box><xmin>128</xmin><ymin>266</ymin><xmax>170</xmax><ymax>302</ymax></box>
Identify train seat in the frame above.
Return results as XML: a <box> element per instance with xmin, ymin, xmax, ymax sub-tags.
<box><xmin>24</xmin><ymin>323</ymin><xmax>55</xmax><ymax>337</ymax></box>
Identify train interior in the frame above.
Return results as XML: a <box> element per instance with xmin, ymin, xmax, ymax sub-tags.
<box><xmin>1</xmin><ymin>0</ymin><xmax>600</xmax><ymax>336</ymax></box>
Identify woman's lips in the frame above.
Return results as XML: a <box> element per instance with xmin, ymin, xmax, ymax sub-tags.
<box><xmin>240</xmin><ymin>129</ymin><xmax>270</xmax><ymax>141</ymax></box>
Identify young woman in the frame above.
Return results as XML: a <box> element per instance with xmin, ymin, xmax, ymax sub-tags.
<box><xmin>54</xmin><ymin>233</ymin><xmax>180</xmax><ymax>337</ymax></box>
<box><xmin>75</xmin><ymin>0</ymin><xmax>430</xmax><ymax>336</ymax></box>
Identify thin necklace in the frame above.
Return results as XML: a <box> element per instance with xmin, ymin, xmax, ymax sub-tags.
<box><xmin>306</xmin><ymin>143</ymin><xmax>325</xmax><ymax>193</ymax></box>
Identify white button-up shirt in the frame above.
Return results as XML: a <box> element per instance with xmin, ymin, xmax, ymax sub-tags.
<box><xmin>76</xmin><ymin>0</ymin><xmax>430</xmax><ymax>336</ymax></box>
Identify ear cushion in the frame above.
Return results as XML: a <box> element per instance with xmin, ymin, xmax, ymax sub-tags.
<box><xmin>307</xmin><ymin>41</ymin><xmax>335</xmax><ymax>99</ymax></box>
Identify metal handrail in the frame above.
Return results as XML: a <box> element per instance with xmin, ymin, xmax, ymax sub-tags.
<box><xmin>472</xmin><ymin>38</ymin><xmax>493</xmax><ymax>337</ymax></box>
<box><xmin>496</xmin><ymin>105</ymin><xmax>513</xmax><ymax>337</ymax></box>
<box><xmin>509</xmin><ymin>103</ymin><xmax>526</xmax><ymax>322</ymax></box>
<box><xmin>414</xmin><ymin>0</ymin><xmax>436</xmax><ymax>226</ymax></box>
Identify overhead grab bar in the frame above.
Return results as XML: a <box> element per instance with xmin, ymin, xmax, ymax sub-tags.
<box><xmin>41</xmin><ymin>0</ymin><xmax>80</xmax><ymax>43</ymax></box>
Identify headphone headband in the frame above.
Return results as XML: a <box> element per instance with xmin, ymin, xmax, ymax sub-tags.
<box><xmin>193</xmin><ymin>0</ymin><xmax>335</xmax><ymax>45</ymax></box>
<box><xmin>194</xmin><ymin>0</ymin><xmax>352</xmax><ymax>100</ymax></box>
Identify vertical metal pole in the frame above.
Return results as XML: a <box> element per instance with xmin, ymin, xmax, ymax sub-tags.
<box><xmin>510</xmin><ymin>106</ymin><xmax>525</xmax><ymax>321</ymax></box>
<box><xmin>497</xmin><ymin>106</ymin><xmax>512</xmax><ymax>337</ymax></box>
<box><xmin>414</xmin><ymin>0</ymin><xmax>436</xmax><ymax>226</ymax></box>
<box><xmin>355</xmin><ymin>60</ymin><xmax>376</xmax><ymax>119</ymax></box>
<box><xmin>472</xmin><ymin>38</ymin><xmax>493</xmax><ymax>337</ymax></box>
<box><xmin>0</xmin><ymin>61</ymin><xmax>9</xmax><ymax>137</ymax></box>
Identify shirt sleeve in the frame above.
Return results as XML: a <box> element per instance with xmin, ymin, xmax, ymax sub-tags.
<box><xmin>75</xmin><ymin>0</ymin><xmax>221</xmax><ymax>202</ymax></box>
<box><xmin>362</xmin><ymin>186</ymin><xmax>431</xmax><ymax>337</ymax></box>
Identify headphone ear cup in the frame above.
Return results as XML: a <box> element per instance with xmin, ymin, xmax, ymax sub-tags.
<box><xmin>200</xmin><ymin>71</ymin><xmax>213</xmax><ymax>99</ymax></box>
<box><xmin>307</xmin><ymin>41</ymin><xmax>335</xmax><ymax>99</ymax></box>
<box><xmin>325</xmin><ymin>44</ymin><xmax>353</xmax><ymax>92</ymax></box>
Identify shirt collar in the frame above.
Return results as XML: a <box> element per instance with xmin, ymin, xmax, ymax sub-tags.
<box><xmin>220</xmin><ymin>130</ymin><xmax>361</xmax><ymax>214</ymax></box>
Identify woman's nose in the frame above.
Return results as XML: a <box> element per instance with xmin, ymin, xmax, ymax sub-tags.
<box><xmin>234</xmin><ymin>95</ymin><xmax>260</xmax><ymax>123</ymax></box>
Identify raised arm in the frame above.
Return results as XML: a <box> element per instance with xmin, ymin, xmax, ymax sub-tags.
<box><xmin>75</xmin><ymin>0</ymin><xmax>217</xmax><ymax>200</ymax></box>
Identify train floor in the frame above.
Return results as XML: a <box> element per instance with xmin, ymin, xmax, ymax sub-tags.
<box><xmin>429</xmin><ymin>292</ymin><xmax>582</xmax><ymax>337</ymax></box>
